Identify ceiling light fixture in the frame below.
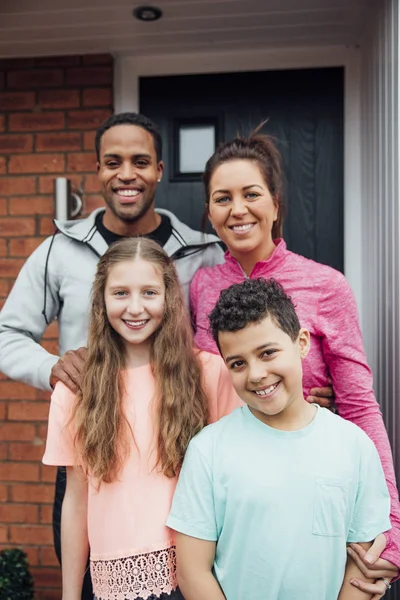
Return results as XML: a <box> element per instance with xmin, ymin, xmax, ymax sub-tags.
<box><xmin>133</xmin><ymin>5</ymin><xmax>163</xmax><ymax>22</ymax></box>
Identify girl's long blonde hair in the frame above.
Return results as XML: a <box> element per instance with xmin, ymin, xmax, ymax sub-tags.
<box><xmin>73</xmin><ymin>237</ymin><xmax>209</xmax><ymax>483</ymax></box>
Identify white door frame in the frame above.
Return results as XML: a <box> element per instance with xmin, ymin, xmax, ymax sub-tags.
<box><xmin>114</xmin><ymin>45</ymin><xmax>363</xmax><ymax>322</ymax></box>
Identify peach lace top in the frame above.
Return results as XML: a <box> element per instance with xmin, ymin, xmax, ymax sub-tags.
<box><xmin>43</xmin><ymin>351</ymin><xmax>241</xmax><ymax>600</ymax></box>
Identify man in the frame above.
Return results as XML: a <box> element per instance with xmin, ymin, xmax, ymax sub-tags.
<box><xmin>0</xmin><ymin>112</ymin><xmax>224</xmax><ymax>391</ymax></box>
<box><xmin>0</xmin><ymin>112</ymin><xmax>225</xmax><ymax>599</ymax></box>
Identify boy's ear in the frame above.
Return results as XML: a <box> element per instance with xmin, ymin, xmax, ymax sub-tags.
<box><xmin>298</xmin><ymin>328</ymin><xmax>311</xmax><ymax>359</ymax></box>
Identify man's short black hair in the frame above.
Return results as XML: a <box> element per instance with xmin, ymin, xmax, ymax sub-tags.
<box><xmin>95</xmin><ymin>112</ymin><xmax>163</xmax><ymax>162</ymax></box>
<box><xmin>209</xmin><ymin>278</ymin><xmax>301</xmax><ymax>350</ymax></box>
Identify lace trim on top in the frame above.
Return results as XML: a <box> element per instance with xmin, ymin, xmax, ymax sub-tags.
<box><xmin>91</xmin><ymin>546</ymin><xmax>177</xmax><ymax>600</ymax></box>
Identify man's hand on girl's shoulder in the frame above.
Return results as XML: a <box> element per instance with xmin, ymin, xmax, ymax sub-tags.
<box><xmin>50</xmin><ymin>347</ymin><xmax>87</xmax><ymax>393</ymax></box>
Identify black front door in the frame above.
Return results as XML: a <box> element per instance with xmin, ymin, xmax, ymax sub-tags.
<box><xmin>140</xmin><ymin>67</ymin><xmax>344</xmax><ymax>272</ymax></box>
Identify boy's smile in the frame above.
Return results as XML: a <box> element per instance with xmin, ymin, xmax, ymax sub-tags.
<box><xmin>219</xmin><ymin>315</ymin><xmax>314</xmax><ymax>430</ymax></box>
<box><xmin>251</xmin><ymin>379</ymin><xmax>281</xmax><ymax>397</ymax></box>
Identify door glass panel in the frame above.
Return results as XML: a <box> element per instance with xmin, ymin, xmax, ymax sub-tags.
<box><xmin>179</xmin><ymin>125</ymin><xmax>215</xmax><ymax>173</ymax></box>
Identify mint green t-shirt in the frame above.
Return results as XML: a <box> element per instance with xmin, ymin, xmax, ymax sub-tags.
<box><xmin>167</xmin><ymin>405</ymin><xmax>391</xmax><ymax>600</ymax></box>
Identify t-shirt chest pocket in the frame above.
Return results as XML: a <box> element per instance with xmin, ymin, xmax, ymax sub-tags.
<box><xmin>312</xmin><ymin>477</ymin><xmax>349</xmax><ymax>537</ymax></box>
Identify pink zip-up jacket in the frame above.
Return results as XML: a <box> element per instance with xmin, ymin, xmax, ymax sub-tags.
<box><xmin>190</xmin><ymin>238</ymin><xmax>400</xmax><ymax>568</ymax></box>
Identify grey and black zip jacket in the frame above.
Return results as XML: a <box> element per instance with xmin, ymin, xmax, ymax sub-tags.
<box><xmin>0</xmin><ymin>207</ymin><xmax>224</xmax><ymax>391</ymax></box>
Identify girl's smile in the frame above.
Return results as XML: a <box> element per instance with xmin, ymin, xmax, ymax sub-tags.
<box><xmin>105</xmin><ymin>257</ymin><xmax>166</xmax><ymax>363</ymax></box>
<box><xmin>123</xmin><ymin>319</ymin><xmax>149</xmax><ymax>330</ymax></box>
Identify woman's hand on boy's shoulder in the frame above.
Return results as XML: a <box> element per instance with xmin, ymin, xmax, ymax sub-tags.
<box><xmin>306</xmin><ymin>377</ymin><xmax>335</xmax><ymax>409</ymax></box>
<box><xmin>347</xmin><ymin>534</ymin><xmax>398</xmax><ymax>598</ymax></box>
<box><xmin>50</xmin><ymin>347</ymin><xmax>87</xmax><ymax>393</ymax></box>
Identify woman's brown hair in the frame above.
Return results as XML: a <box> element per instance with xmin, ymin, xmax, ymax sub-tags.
<box><xmin>203</xmin><ymin>123</ymin><xmax>285</xmax><ymax>239</ymax></box>
<box><xmin>73</xmin><ymin>237</ymin><xmax>209</xmax><ymax>483</ymax></box>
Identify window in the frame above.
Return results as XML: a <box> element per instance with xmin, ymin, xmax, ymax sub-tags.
<box><xmin>171</xmin><ymin>117</ymin><xmax>221</xmax><ymax>181</ymax></box>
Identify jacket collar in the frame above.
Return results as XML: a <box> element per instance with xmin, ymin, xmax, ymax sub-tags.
<box><xmin>224</xmin><ymin>238</ymin><xmax>288</xmax><ymax>277</ymax></box>
<box><xmin>54</xmin><ymin>207</ymin><xmax>221</xmax><ymax>258</ymax></box>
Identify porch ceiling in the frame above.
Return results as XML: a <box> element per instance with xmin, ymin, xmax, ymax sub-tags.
<box><xmin>0</xmin><ymin>0</ymin><xmax>374</xmax><ymax>59</ymax></box>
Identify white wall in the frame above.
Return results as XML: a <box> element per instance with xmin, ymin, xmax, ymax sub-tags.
<box><xmin>361</xmin><ymin>0</ymin><xmax>400</xmax><ymax>465</ymax></box>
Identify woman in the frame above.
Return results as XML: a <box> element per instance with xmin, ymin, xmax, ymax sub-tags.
<box><xmin>190</xmin><ymin>128</ymin><xmax>400</xmax><ymax>597</ymax></box>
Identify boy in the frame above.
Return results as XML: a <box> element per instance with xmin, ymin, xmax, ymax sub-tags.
<box><xmin>167</xmin><ymin>278</ymin><xmax>391</xmax><ymax>599</ymax></box>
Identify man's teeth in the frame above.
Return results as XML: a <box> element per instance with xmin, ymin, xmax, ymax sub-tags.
<box><xmin>117</xmin><ymin>189</ymin><xmax>140</xmax><ymax>197</ymax></box>
<box><xmin>231</xmin><ymin>224</ymin><xmax>253</xmax><ymax>231</ymax></box>
<box><xmin>254</xmin><ymin>383</ymin><xmax>278</xmax><ymax>396</ymax></box>
<box><xmin>125</xmin><ymin>320</ymin><xmax>147</xmax><ymax>327</ymax></box>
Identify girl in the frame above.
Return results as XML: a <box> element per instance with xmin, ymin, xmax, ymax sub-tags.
<box><xmin>43</xmin><ymin>237</ymin><xmax>240</xmax><ymax>600</ymax></box>
<box><xmin>190</xmin><ymin>128</ymin><xmax>400</xmax><ymax>594</ymax></box>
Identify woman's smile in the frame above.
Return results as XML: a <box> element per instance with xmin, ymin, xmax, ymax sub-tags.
<box><xmin>208</xmin><ymin>160</ymin><xmax>278</xmax><ymax>271</ymax></box>
<box><xmin>228</xmin><ymin>222</ymin><xmax>256</xmax><ymax>235</ymax></box>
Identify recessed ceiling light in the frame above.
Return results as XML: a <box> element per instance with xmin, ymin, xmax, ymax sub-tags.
<box><xmin>133</xmin><ymin>5</ymin><xmax>163</xmax><ymax>22</ymax></box>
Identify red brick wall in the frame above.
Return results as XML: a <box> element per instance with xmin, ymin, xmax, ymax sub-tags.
<box><xmin>0</xmin><ymin>54</ymin><xmax>113</xmax><ymax>599</ymax></box>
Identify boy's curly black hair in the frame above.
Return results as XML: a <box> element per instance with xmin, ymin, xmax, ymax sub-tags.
<box><xmin>209</xmin><ymin>278</ymin><xmax>300</xmax><ymax>350</ymax></box>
